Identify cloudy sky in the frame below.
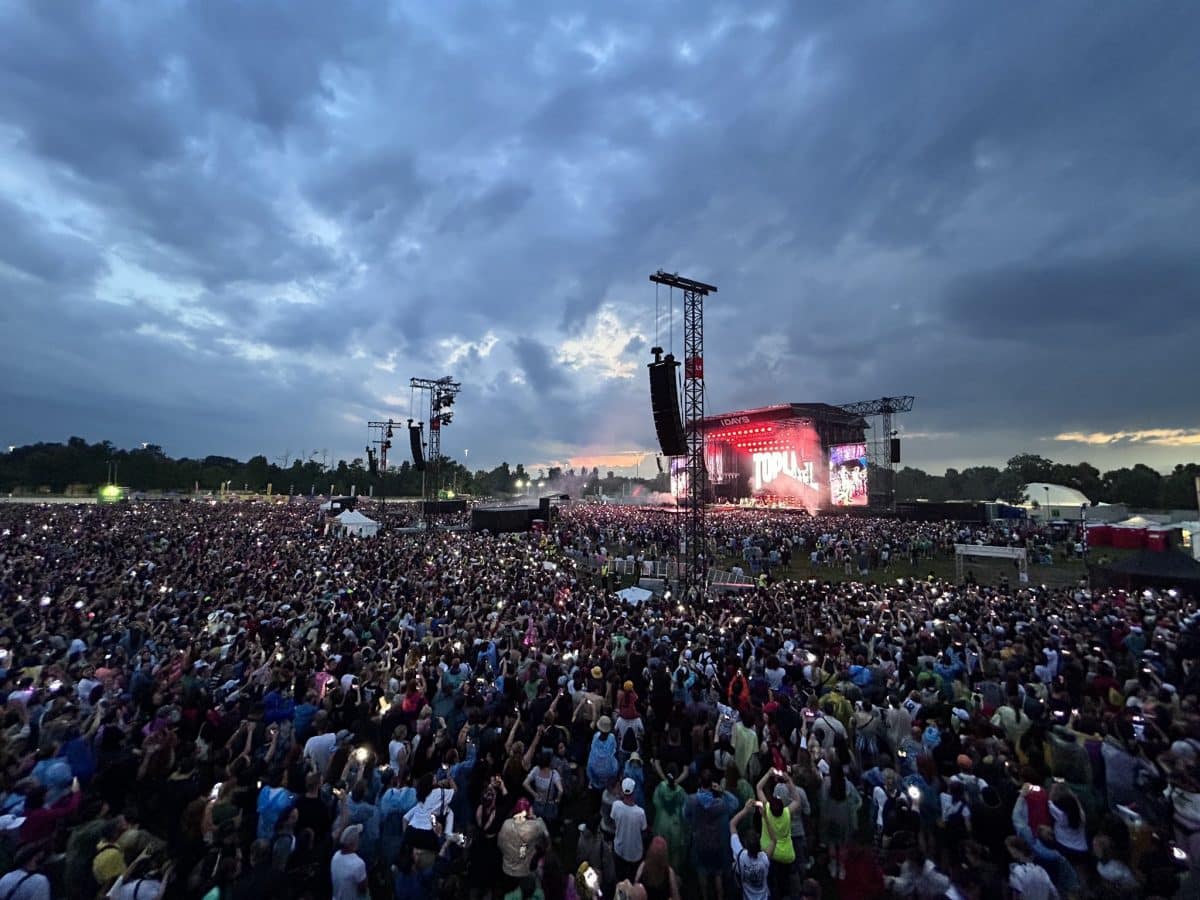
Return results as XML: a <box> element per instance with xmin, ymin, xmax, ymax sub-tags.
<box><xmin>2</xmin><ymin>1</ymin><xmax>1198</xmax><ymax>476</ymax></box>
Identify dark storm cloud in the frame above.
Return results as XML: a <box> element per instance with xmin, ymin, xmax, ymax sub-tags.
<box><xmin>943</xmin><ymin>252</ymin><xmax>1200</xmax><ymax>342</ymax></box>
<box><xmin>439</xmin><ymin>181</ymin><xmax>535</xmax><ymax>236</ymax></box>
<box><xmin>1</xmin><ymin>0</ymin><xmax>1198</xmax><ymax>473</ymax></box>
<box><xmin>0</xmin><ymin>198</ymin><xmax>104</xmax><ymax>284</ymax></box>
<box><xmin>511</xmin><ymin>337</ymin><xmax>567</xmax><ymax>393</ymax></box>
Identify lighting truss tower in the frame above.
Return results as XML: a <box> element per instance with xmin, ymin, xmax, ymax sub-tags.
<box><xmin>836</xmin><ymin>395</ymin><xmax>915</xmax><ymax>510</ymax></box>
<box><xmin>650</xmin><ymin>270</ymin><xmax>717</xmax><ymax>601</ymax></box>
<box><xmin>410</xmin><ymin>376</ymin><xmax>461</xmax><ymax>500</ymax></box>
<box><xmin>366</xmin><ymin>419</ymin><xmax>396</xmax><ymax>474</ymax></box>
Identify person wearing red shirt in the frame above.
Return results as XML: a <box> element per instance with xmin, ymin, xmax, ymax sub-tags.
<box><xmin>18</xmin><ymin>782</ymin><xmax>82</xmax><ymax>847</ymax></box>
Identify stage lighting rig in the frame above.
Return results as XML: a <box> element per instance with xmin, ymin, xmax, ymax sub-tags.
<box><xmin>410</xmin><ymin>375</ymin><xmax>462</xmax><ymax>503</ymax></box>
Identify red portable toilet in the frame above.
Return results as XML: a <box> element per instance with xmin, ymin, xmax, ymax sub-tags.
<box><xmin>1086</xmin><ymin>523</ymin><xmax>1111</xmax><ymax>547</ymax></box>
<box><xmin>1147</xmin><ymin>529</ymin><xmax>1169</xmax><ymax>552</ymax></box>
<box><xmin>1112</xmin><ymin>526</ymin><xmax>1147</xmax><ymax>549</ymax></box>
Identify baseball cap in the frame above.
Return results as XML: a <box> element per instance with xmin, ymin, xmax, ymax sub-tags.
<box><xmin>773</xmin><ymin>783</ymin><xmax>791</xmax><ymax>801</ymax></box>
<box><xmin>621</xmin><ymin>778</ymin><xmax>635</xmax><ymax>795</ymax></box>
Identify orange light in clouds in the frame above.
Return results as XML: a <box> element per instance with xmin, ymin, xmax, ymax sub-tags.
<box><xmin>526</xmin><ymin>451</ymin><xmax>653</xmax><ymax>472</ymax></box>
<box><xmin>570</xmin><ymin>453</ymin><xmax>651</xmax><ymax>470</ymax></box>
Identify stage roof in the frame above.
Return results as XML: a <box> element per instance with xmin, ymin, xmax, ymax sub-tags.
<box><xmin>701</xmin><ymin>403</ymin><xmax>868</xmax><ymax>430</ymax></box>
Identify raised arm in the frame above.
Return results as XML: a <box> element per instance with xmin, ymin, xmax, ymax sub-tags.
<box><xmin>755</xmin><ymin>769</ymin><xmax>774</xmax><ymax>805</ymax></box>
<box><xmin>730</xmin><ymin>798</ymin><xmax>757</xmax><ymax>834</ymax></box>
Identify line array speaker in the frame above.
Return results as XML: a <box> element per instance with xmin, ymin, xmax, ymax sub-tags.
<box><xmin>648</xmin><ymin>355</ymin><xmax>686</xmax><ymax>457</ymax></box>
<box><xmin>409</xmin><ymin>422</ymin><xmax>426</xmax><ymax>471</ymax></box>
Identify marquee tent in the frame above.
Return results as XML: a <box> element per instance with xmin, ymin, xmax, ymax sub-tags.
<box><xmin>332</xmin><ymin>509</ymin><xmax>379</xmax><ymax>538</ymax></box>
<box><xmin>1023</xmin><ymin>483</ymin><xmax>1091</xmax><ymax>522</ymax></box>
<box><xmin>617</xmin><ymin>586</ymin><xmax>652</xmax><ymax>606</ymax></box>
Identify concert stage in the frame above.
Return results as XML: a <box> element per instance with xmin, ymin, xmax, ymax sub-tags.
<box><xmin>670</xmin><ymin>403</ymin><xmax>869</xmax><ymax>511</ymax></box>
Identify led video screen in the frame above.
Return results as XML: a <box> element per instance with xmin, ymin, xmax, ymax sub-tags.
<box><xmin>829</xmin><ymin>442</ymin><xmax>869</xmax><ymax>507</ymax></box>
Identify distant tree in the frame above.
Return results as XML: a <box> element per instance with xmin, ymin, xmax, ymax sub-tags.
<box><xmin>1005</xmin><ymin>453</ymin><xmax>1056</xmax><ymax>486</ymax></box>
<box><xmin>1101</xmin><ymin>464</ymin><xmax>1163</xmax><ymax>508</ymax></box>
<box><xmin>245</xmin><ymin>455</ymin><xmax>270</xmax><ymax>490</ymax></box>
<box><xmin>1160</xmin><ymin>463</ymin><xmax>1200</xmax><ymax>509</ymax></box>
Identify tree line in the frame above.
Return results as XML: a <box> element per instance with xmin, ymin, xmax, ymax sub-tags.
<box><xmin>0</xmin><ymin>437</ymin><xmax>642</xmax><ymax>499</ymax></box>
<box><xmin>0</xmin><ymin>440</ymin><xmax>1195</xmax><ymax>510</ymax></box>
<box><xmin>894</xmin><ymin>453</ymin><xmax>1200</xmax><ymax>510</ymax></box>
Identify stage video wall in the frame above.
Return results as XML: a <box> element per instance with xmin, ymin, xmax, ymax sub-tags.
<box><xmin>828</xmin><ymin>442</ymin><xmax>869</xmax><ymax>507</ymax></box>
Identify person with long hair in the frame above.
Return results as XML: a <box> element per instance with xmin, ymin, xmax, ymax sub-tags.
<box><xmin>524</xmin><ymin>747</ymin><xmax>564</xmax><ymax>827</ymax></box>
<box><xmin>1048</xmin><ymin>783</ymin><xmax>1088</xmax><ymax>868</ymax></box>
<box><xmin>470</xmin><ymin>774</ymin><xmax>507</xmax><ymax>900</ymax></box>
<box><xmin>634</xmin><ymin>836</ymin><xmax>680</xmax><ymax>900</ymax></box>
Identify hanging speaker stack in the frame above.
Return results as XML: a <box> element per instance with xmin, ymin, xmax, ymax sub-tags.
<box><xmin>408</xmin><ymin>420</ymin><xmax>426</xmax><ymax>471</ymax></box>
<box><xmin>648</xmin><ymin>353</ymin><xmax>686</xmax><ymax>457</ymax></box>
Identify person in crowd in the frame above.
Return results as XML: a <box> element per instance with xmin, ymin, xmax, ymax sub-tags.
<box><xmin>0</xmin><ymin>844</ymin><xmax>50</xmax><ymax>900</ymax></box>
<box><xmin>498</xmin><ymin>799</ymin><xmax>549</xmax><ymax>897</ymax></box>
<box><xmin>728</xmin><ymin>800</ymin><xmax>770</xmax><ymax>900</ymax></box>
<box><xmin>633</xmin><ymin>836</ymin><xmax>680</xmax><ymax>900</ymax></box>
<box><xmin>612</xmin><ymin>777</ymin><xmax>648</xmax><ymax>884</ymax></box>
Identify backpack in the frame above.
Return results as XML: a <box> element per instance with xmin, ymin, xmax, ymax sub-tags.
<box><xmin>942</xmin><ymin>800</ymin><xmax>968</xmax><ymax>845</ymax></box>
<box><xmin>732</xmin><ymin>848</ymin><xmax>747</xmax><ymax>895</ymax></box>
<box><xmin>620</xmin><ymin>725</ymin><xmax>641</xmax><ymax>755</ymax></box>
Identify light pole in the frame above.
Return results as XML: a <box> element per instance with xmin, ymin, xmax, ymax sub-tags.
<box><xmin>1043</xmin><ymin>485</ymin><xmax>1050</xmax><ymax>523</ymax></box>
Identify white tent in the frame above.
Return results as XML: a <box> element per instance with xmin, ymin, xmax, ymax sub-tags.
<box><xmin>333</xmin><ymin>509</ymin><xmax>379</xmax><ymax>538</ymax></box>
<box><xmin>1119</xmin><ymin>515</ymin><xmax>1166</xmax><ymax>528</ymax></box>
<box><xmin>617</xmin><ymin>586</ymin><xmax>652</xmax><ymax>606</ymax></box>
<box><xmin>1023</xmin><ymin>482</ymin><xmax>1091</xmax><ymax>521</ymax></box>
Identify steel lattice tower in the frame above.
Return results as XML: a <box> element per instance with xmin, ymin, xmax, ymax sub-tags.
<box><xmin>837</xmin><ymin>395</ymin><xmax>915</xmax><ymax>510</ymax></box>
<box><xmin>650</xmin><ymin>271</ymin><xmax>717</xmax><ymax>601</ymax></box>
<box><xmin>410</xmin><ymin>376</ymin><xmax>461</xmax><ymax>501</ymax></box>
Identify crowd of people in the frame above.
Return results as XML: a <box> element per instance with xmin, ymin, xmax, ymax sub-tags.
<box><xmin>0</xmin><ymin>498</ymin><xmax>1197</xmax><ymax>899</ymax></box>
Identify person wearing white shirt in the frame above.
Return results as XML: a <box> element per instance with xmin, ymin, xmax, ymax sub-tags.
<box><xmin>728</xmin><ymin>800</ymin><xmax>770</xmax><ymax>900</ymax></box>
<box><xmin>304</xmin><ymin>728</ymin><xmax>350</xmax><ymax>778</ymax></box>
<box><xmin>330</xmin><ymin>825</ymin><xmax>368</xmax><ymax>900</ymax></box>
<box><xmin>1047</xmin><ymin>786</ymin><xmax>1087</xmax><ymax>859</ymax></box>
<box><xmin>403</xmin><ymin>784</ymin><xmax>455</xmax><ymax>840</ymax></box>
<box><xmin>611</xmin><ymin>778</ymin><xmax>647</xmax><ymax>883</ymax></box>
<box><xmin>1006</xmin><ymin>836</ymin><xmax>1059</xmax><ymax>899</ymax></box>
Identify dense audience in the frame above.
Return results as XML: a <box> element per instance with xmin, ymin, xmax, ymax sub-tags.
<box><xmin>0</xmin><ymin>499</ymin><xmax>1196</xmax><ymax>899</ymax></box>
